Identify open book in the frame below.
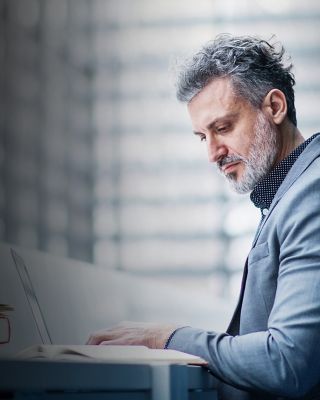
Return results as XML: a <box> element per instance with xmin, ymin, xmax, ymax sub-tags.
<box><xmin>16</xmin><ymin>345</ymin><xmax>207</xmax><ymax>365</ymax></box>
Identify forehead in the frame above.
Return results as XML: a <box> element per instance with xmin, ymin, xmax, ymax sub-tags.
<box><xmin>187</xmin><ymin>77</ymin><xmax>251</xmax><ymax>126</ymax></box>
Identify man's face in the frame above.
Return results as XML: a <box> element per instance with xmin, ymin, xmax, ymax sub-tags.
<box><xmin>188</xmin><ymin>77</ymin><xmax>279</xmax><ymax>193</ymax></box>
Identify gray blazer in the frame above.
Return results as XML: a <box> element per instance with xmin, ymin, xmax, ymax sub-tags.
<box><xmin>168</xmin><ymin>135</ymin><xmax>320</xmax><ymax>399</ymax></box>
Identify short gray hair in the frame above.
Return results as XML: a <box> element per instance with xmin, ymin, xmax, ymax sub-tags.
<box><xmin>176</xmin><ymin>34</ymin><xmax>297</xmax><ymax>126</ymax></box>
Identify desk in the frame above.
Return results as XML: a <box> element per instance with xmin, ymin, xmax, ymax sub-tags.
<box><xmin>0</xmin><ymin>359</ymin><xmax>218</xmax><ymax>399</ymax></box>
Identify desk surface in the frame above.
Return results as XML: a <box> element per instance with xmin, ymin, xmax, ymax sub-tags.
<box><xmin>0</xmin><ymin>359</ymin><xmax>218</xmax><ymax>400</ymax></box>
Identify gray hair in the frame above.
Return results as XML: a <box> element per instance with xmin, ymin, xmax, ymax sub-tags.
<box><xmin>176</xmin><ymin>34</ymin><xmax>297</xmax><ymax>126</ymax></box>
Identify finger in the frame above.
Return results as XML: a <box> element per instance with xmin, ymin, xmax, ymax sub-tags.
<box><xmin>86</xmin><ymin>335</ymin><xmax>100</xmax><ymax>345</ymax></box>
<box><xmin>86</xmin><ymin>332</ymin><xmax>112</xmax><ymax>345</ymax></box>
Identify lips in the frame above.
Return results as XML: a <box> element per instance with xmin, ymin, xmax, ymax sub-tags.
<box><xmin>222</xmin><ymin>161</ymin><xmax>240</xmax><ymax>174</ymax></box>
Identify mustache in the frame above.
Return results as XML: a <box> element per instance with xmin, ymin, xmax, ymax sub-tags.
<box><xmin>217</xmin><ymin>155</ymin><xmax>247</xmax><ymax>169</ymax></box>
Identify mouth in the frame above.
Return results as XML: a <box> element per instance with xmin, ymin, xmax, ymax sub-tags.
<box><xmin>222</xmin><ymin>161</ymin><xmax>241</xmax><ymax>174</ymax></box>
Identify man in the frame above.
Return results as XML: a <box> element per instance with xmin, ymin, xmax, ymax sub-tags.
<box><xmin>87</xmin><ymin>35</ymin><xmax>320</xmax><ymax>399</ymax></box>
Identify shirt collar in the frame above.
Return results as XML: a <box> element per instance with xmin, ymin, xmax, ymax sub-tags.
<box><xmin>250</xmin><ymin>133</ymin><xmax>320</xmax><ymax>216</ymax></box>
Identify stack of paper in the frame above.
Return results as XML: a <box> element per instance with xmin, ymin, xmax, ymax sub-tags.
<box><xmin>16</xmin><ymin>345</ymin><xmax>207</xmax><ymax>365</ymax></box>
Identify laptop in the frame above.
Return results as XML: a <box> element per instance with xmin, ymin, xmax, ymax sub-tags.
<box><xmin>10</xmin><ymin>248</ymin><xmax>52</xmax><ymax>345</ymax></box>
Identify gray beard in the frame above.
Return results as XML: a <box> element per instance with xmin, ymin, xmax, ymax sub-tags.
<box><xmin>219</xmin><ymin>112</ymin><xmax>278</xmax><ymax>194</ymax></box>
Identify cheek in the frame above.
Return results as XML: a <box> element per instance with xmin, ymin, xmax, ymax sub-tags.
<box><xmin>231</xmin><ymin>132</ymin><xmax>254</xmax><ymax>158</ymax></box>
<box><xmin>228</xmin><ymin>142</ymin><xmax>251</xmax><ymax>158</ymax></box>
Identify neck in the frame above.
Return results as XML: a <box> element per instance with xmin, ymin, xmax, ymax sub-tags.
<box><xmin>275</xmin><ymin>120</ymin><xmax>304</xmax><ymax>165</ymax></box>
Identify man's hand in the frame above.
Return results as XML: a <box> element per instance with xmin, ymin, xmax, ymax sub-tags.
<box><xmin>86</xmin><ymin>321</ymin><xmax>178</xmax><ymax>349</ymax></box>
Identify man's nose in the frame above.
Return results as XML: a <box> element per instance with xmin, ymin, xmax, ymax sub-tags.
<box><xmin>206</xmin><ymin>136</ymin><xmax>227</xmax><ymax>163</ymax></box>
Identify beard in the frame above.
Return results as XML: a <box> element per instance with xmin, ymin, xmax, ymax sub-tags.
<box><xmin>218</xmin><ymin>112</ymin><xmax>278</xmax><ymax>194</ymax></box>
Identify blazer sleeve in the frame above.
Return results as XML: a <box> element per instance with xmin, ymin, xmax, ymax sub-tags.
<box><xmin>167</xmin><ymin>168</ymin><xmax>320</xmax><ymax>398</ymax></box>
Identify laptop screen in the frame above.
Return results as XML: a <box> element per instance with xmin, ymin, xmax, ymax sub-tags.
<box><xmin>10</xmin><ymin>248</ymin><xmax>52</xmax><ymax>345</ymax></box>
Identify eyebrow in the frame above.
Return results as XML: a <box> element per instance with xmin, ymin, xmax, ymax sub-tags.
<box><xmin>193</xmin><ymin>112</ymin><xmax>238</xmax><ymax>136</ymax></box>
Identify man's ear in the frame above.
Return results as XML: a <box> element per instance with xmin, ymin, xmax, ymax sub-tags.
<box><xmin>262</xmin><ymin>89</ymin><xmax>287</xmax><ymax>125</ymax></box>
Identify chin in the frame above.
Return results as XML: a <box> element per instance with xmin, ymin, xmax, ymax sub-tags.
<box><xmin>227</xmin><ymin>175</ymin><xmax>253</xmax><ymax>194</ymax></box>
<box><xmin>226</xmin><ymin>171</ymin><xmax>238</xmax><ymax>181</ymax></box>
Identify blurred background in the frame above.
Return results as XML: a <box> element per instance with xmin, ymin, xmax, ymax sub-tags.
<box><xmin>1</xmin><ymin>0</ymin><xmax>320</xmax><ymax>327</ymax></box>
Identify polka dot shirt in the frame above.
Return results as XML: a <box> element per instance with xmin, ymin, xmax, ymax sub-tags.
<box><xmin>250</xmin><ymin>133</ymin><xmax>320</xmax><ymax>218</ymax></box>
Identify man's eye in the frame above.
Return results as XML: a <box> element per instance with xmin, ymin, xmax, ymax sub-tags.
<box><xmin>200</xmin><ymin>136</ymin><xmax>206</xmax><ymax>142</ymax></box>
<box><xmin>216</xmin><ymin>126</ymin><xmax>228</xmax><ymax>133</ymax></box>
